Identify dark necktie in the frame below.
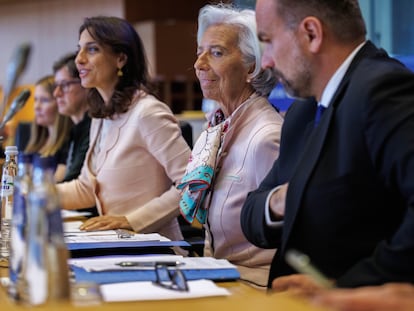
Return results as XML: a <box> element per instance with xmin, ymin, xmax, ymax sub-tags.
<box><xmin>314</xmin><ymin>105</ymin><xmax>326</xmax><ymax>127</ymax></box>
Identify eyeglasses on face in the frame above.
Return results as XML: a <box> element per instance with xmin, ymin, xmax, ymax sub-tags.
<box><xmin>34</xmin><ymin>96</ymin><xmax>54</xmax><ymax>104</ymax></box>
<box><xmin>152</xmin><ymin>264</ymin><xmax>189</xmax><ymax>292</ymax></box>
<box><xmin>54</xmin><ymin>79</ymin><xmax>80</xmax><ymax>93</ymax></box>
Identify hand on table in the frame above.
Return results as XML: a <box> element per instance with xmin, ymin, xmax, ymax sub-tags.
<box><xmin>271</xmin><ymin>274</ymin><xmax>332</xmax><ymax>297</ymax></box>
<box><xmin>311</xmin><ymin>283</ymin><xmax>414</xmax><ymax>311</ymax></box>
<box><xmin>80</xmin><ymin>215</ymin><xmax>132</xmax><ymax>231</ymax></box>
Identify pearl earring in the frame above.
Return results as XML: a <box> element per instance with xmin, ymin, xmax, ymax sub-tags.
<box><xmin>117</xmin><ymin>68</ymin><xmax>123</xmax><ymax>77</ymax></box>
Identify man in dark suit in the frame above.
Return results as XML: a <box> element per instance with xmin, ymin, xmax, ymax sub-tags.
<box><xmin>240</xmin><ymin>0</ymin><xmax>414</xmax><ymax>293</ymax></box>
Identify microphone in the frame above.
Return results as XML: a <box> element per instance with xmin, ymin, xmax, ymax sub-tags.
<box><xmin>1</xmin><ymin>43</ymin><xmax>32</xmax><ymax>119</ymax></box>
<box><xmin>0</xmin><ymin>88</ymin><xmax>31</xmax><ymax>130</ymax></box>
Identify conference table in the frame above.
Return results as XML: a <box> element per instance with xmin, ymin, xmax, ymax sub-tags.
<box><xmin>0</xmin><ymin>265</ymin><xmax>327</xmax><ymax>311</ymax></box>
<box><xmin>0</xmin><ymin>214</ymin><xmax>327</xmax><ymax>310</ymax></box>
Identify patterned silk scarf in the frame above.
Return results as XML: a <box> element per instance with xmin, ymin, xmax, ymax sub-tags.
<box><xmin>177</xmin><ymin>109</ymin><xmax>229</xmax><ymax>224</ymax></box>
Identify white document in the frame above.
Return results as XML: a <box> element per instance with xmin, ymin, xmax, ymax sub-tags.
<box><xmin>100</xmin><ymin>279</ymin><xmax>231</xmax><ymax>302</ymax></box>
<box><xmin>63</xmin><ymin>222</ymin><xmax>170</xmax><ymax>243</ymax></box>
<box><xmin>69</xmin><ymin>255</ymin><xmax>237</xmax><ymax>272</ymax></box>
<box><xmin>61</xmin><ymin>210</ymin><xmax>92</xmax><ymax>219</ymax></box>
<box><xmin>64</xmin><ymin>233</ymin><xmax>170</xmax><ymax>244</ymax></box>
<box><xmin>64</xmin><ymin>221</ymin><xmax>91</xmax><ymax>233</ymax></box>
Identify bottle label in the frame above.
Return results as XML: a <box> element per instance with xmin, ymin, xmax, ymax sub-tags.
<box><xmin>26</xmin><ymin>195</ymin><xmax>47</xmax><ymax>305</ymax></box>
<box><xmin>10</xmin><ymin>187</ymin><xmax>27</xmax><ymax>284</ymax></box>
<box><xmin>5</xmin><ymin>200</ymin><xmax>13</xmax><ymax>219</ymax></box>
<box><xmin>1</xmin><ymin>174</ymin><xmax>14</xmax><ymax>197</ymax></box>
<box><xmin>48</xmin><ymin>208</ymin><xmax>65</xmax><ymax>241</ymax></box>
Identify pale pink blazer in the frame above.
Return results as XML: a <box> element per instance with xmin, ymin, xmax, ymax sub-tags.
<box><xmin>203</xmin><ymin>95</ymin><xmax>283</xmax><ymax>287</ymax></box>
<box><xmin>57</xmin><ymin>92</ymin><xmax>191</xmax><ymax>241</ymax></box>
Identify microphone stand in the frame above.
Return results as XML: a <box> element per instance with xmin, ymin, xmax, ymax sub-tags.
<box><xmin>0</xmin><ymin>43</ymin><xmax>32</xmax><ymax>147</ymax></box>
<box><xmin>0</xmin><ymin>89</ymin><xmax>31</xmax><ymax>149</ymax></box>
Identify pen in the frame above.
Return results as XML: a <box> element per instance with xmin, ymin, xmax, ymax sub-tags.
<box><xmin>115</xmin><ymin>261</ymin><xmax>184</xmax><ymax>267</ymax></box>
<box><xmin>285</xmin><ymin>249</ymin><xmax>334</xmax><ymax>288</ymax></box>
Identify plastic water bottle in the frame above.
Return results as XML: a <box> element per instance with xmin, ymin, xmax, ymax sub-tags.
<box><xmin>8</xmin><ymin>153</ymin><xmax>32</xmax><ymax>301</ymax></box>
<box><xmin>0</xmin><ymin>145</ymin><xmax>18</xmax><ymax>259</ymax></box>
<box><xmin>25</xmin><ymin>155</ymin><xmax>70</xmax><ymax>305</ymax></box>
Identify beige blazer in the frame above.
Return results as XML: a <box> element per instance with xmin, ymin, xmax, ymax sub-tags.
<box><xmin>57</xmin><ymin>92</ymin><xmax>191</xmax><ymax>241</ymax></box>
<box><xmin>203</xmin><ymin>95</ymin><xmax>283</xmax><ymax>287</ymax></box>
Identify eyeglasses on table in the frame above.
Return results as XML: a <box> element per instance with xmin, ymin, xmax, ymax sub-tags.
<box><xmin>152</xmin><ymin>263</ymin><xmax>189</xmax><ymax>292</ymax></box>
<box><xmin>115</xmin><ymin>229</ymin><xmax>134</xmax><ymax>239</ymax></box>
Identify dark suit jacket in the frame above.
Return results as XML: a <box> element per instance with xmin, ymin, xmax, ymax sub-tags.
<box><xmin>241</xmin><ymin>41</ymin><xmax>414</xmax><ymax>288</ymax></box>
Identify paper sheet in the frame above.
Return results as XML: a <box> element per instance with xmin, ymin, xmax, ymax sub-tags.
<box><xmin>64</xmin><ymin>233</ymin><xmax>169</xmax><ymax>243</ymax></box>
<box><xmin>61</xmin><ymin>210</ymin><xmax>92</xmax><ymax>219</ymax></box>
<box><xmin>63</xmin><ymin>222</ymin><xmax>170</xmax><ymax>243</ymax></box>
<box><xmin>69</xmin><ymin>255</ymin><xmax>238</xmax><ymax>272</ymax></box>
<box><xmin>64</xmin><ymin>221</ymin><xmax>92</xmax><ymax>233</ymax></box>
<box><xmin>100</xmin><ymin>279</ymin><xmax>231</xmax><ymax>302</ymax></box>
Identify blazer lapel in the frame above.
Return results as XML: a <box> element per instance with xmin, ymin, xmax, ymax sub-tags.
<box><xmin>281</xmin><ymin>41</ymin><xmax>388</xmax><ymax>251</ymax></box>
<box><xmin>94</xmin><ymin>112</ymin><xmax>129</xmax><ymax>172</ymax></box>
<box><xmin>282</xmin><ymin>103</ymin><xmax>333</xmax><ymax>251</ymax></box>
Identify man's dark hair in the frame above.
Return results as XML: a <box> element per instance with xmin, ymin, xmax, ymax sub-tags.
<box><xmin>275</xmin><ymin>0</ymin><xmax>366</xmax><ymax>43</ymax></box>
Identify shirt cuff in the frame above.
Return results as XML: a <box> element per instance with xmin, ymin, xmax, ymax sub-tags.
<box><xmin>265</xmin><ymin>186</ymin><xmax>284</xmax><ymax>228</ymax></box>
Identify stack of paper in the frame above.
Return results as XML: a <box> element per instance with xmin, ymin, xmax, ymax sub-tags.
<box><xmin>62</xmin><ymin>210</ymin><xmax>92</xmax><ymax>219</ymax></box>
<box><xmin>62</xmin><ymin>222</ymin><xmax>190</xmax><ymax>256</ymax></box>
<box><xmin>70</xmin><ymin>255</ymin><xmax>237</xmax><ymax>271</ymax></box>
<box><xmin>69</xmin><ymin>255</ymin><xmax>240</xmax><ymax>284</ymax></box>
<box><xmin>64</xmin><ymin>220</ymin><xmax>235</xmax><ymax>302</ymax></box>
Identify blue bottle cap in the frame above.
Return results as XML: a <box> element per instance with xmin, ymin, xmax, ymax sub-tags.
<box><xmin>18</xmin><ymin>153</ymin><xmax>33</xmax><ymax>164</ymax></box>
<box><xmin>33</xmin><ymin>154</ymin><xmax>57</xmax><ymax>171</ymax></box>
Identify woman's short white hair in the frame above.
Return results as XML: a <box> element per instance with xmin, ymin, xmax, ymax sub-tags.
<box><xmin>197</xmin><ymin>3</ymin><xmax>277</xmax><ymax>96</ymax></box>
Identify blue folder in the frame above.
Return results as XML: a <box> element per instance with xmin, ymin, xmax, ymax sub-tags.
<box><xmin>67</xmin><ymin>240</ymin><xmax>191</xmax><ymax>258</ymax></box>
<box><xmin>70</xmin><ymin>265</ymin><xmax>240</xmax><ymax>284</ymax></box>
<box><xmin>67</xmin><ymin>240</ymin><xmax>190</xmax><ymax>251</ymax></box>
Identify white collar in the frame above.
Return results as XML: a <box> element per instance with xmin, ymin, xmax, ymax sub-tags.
<box><xmin>319</xmin><ymin>41</ymin><xmax>366</xmax><ymax>108</ymax></box>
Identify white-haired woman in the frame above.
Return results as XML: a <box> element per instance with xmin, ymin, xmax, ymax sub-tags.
<box><xmin>177</xmin><ymin>3</ymin><xmax>283</xmax><ymax>288</ymax></box>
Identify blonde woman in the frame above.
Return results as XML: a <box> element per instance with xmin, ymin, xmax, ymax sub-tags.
<box><xmin>25</xmin><ymin>75</ymin><xmax>73</xmax><ymax>181</ymax></box>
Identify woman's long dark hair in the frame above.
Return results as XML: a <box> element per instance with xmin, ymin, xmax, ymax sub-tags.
<box><xmin>79</xmin><ymin>16</ymin><xmax>155</xmax><ymax>118</ymax></box>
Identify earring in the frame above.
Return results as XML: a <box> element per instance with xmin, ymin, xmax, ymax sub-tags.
<box><xmin>117</xmin><ymin>68</ymin><xmax>123</xmax><ymax>77</ymax></box>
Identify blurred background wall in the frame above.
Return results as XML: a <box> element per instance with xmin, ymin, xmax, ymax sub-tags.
<box><xmin>0</xmin><ymin>0</ymin><xmax>412</xmax><ymax>118</ymax></box>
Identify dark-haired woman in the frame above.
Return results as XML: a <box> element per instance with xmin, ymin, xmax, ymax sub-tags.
<box><xmin>56</xmin><ymin>16</ymin><xmax>190</xmax><ymax>241</ymax></box>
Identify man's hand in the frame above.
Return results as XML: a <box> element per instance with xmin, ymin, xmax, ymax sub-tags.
<box><xmin>271</xmin><ymin>274</ymin><xmax>328</xmax><ymax>298</ymax></box>
<box><xmin>80</xmin><ymin>215</ymin><xmax>132</xmax><ymax>231</ymax></box>
<box><xmin>269</xmin><ymin>183</ymin><xmax>288</xmax><ymax>220</ymax></box>
<box><xmin>311</xmin><ymin>283</ymin><xmax>414</xmax><ymax>311</ymax></box>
